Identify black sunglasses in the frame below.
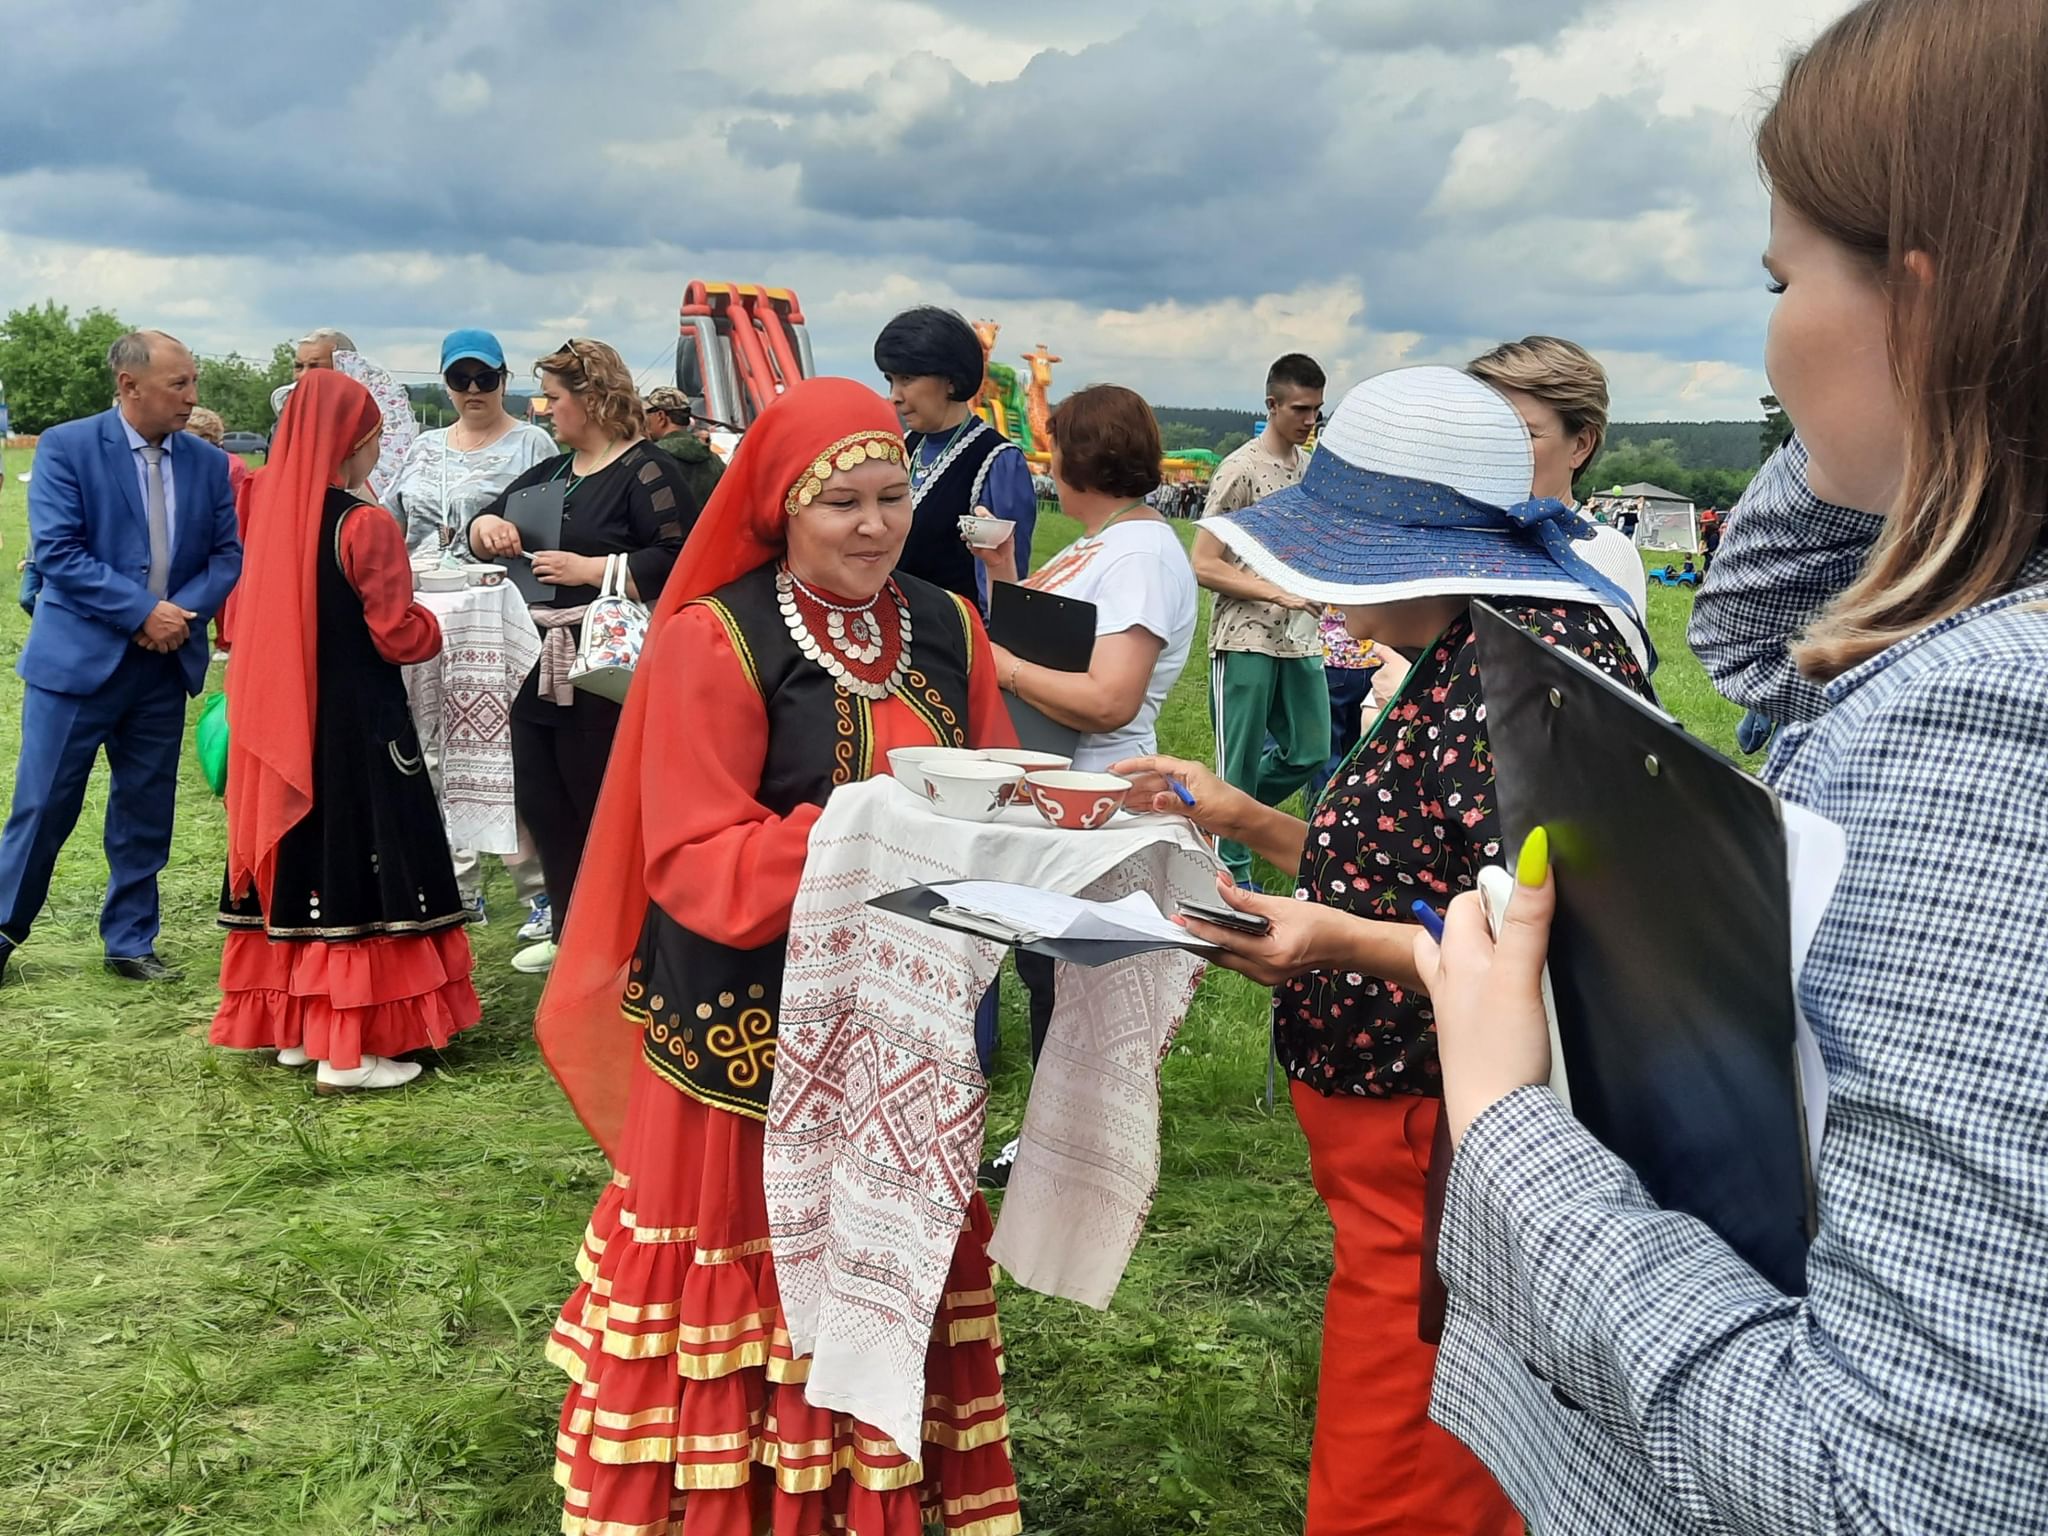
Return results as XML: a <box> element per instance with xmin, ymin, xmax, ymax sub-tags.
<box><xmin>445</xmin><ymin>366</ymin><xmax>503</xmax><ymax>393</ymax></box>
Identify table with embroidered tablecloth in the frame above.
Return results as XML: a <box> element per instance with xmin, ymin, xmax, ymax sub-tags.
<box><xmin>402</xmin><ymin>579</ymin><xmax>541</xmax><ymax>856</ymax></box>
<box><xmin>763</xmin><ymin>775</ymin><xmax>1219</xmax><ymax>1455</ymax></box>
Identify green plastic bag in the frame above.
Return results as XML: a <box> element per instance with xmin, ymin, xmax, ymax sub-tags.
<box><xmin>195</xmin><ymin>691</ymin><xmax>229</xmax><ymax>797</ymax></box>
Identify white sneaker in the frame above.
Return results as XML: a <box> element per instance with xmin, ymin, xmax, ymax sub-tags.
<box><xmin>275</xmin><ymin>1045</ymin><xmax>310</xmax><ymax>1067</ymax></box>
<box><xmin>315</xmin><ymin>1055</ymin><xmax>423</xmax><ymax>1093</ymax></box>
<box><xmin>516</xmin><ymin>895</ymin><xmax>553</xmax><ymax>943</ymax></box>
<box><xmin>512</xmin><ymin>940</ymin><xmax>558</xmax><ymax>975</ymax></box>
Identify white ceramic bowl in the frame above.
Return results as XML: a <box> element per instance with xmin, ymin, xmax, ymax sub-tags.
<box><xmin>1024</xmin><ymin>769</ymin><xmax>1132</xmax><ymax>831</ymax></box>
<box><xmin>464</xmin><ymin>565</ymin><xmax>505</xmax><ymax>587</ymax></box>
<box><xmin>886</xmin><ymin>746</ymin><xmax>990</xmax><ymax>793</ymax></box>
<box><xmin>958</xmin><ymin>515</ymin><xmax>1017</xmax><ymax>549</ymax></box>
<box><xmin>415</xmin><ymin>568</ymin><xmax>469</xmax><ymax>594</ymax></box>
<box><xmin>917</xmin><ymin>758</ymin><xmax>1025</xmax><ymax>822</ymax></box>
<box><xmin>982</xmin><ymin>747</ymin><xmax>1074</xmax><ymax>773</ymax></box>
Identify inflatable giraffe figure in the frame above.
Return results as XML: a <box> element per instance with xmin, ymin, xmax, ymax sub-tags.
<box><xmin>1022</xmin><ymin>344</ymin><xmax>1061</xmax><ymax>455</ymax></box>
<box><xmin>972</xmin><ymin>320</ymin><xmax>1001</xmax><ymax>414</ymax></box>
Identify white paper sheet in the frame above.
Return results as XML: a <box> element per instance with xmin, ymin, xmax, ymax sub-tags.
<box><xmin>932</xmin><ymin>881</ymin><xmax>1206</xmax><ymax>947</ymax></box>
<box><xmin>1781</xmin><ymin>800</ymin><xmax>1846</xmax><ymax>1180</ymax></box>
<box><xmin>1477</xmin><ymin>864</ymin><xmax>1570</xmax><ymax>1111</ymax></box>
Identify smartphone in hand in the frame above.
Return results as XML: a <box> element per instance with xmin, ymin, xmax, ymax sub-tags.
<box><xmin>1174</xmin><ymin>897</ymin><xmax>1273</xmax><ymax>936</ymax></box>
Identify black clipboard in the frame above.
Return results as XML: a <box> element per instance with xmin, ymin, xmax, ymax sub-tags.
<box><xmin>868</xmin><ymin>884</ymin><xmax>1211</xmax><ymax>966</ymax></box>
<box><xmin>989</xmin><ymin>583</ymin><xmax>1097</xmax><ymax>670</ymax></box>
<box><xmin>987</xmin><ymin>584</ymin><xmax>1095</xmax><ymax>755</ymax></box>
<box><xmin>1472</xmin><ymin>601</ymin><xmax>1813</xmax><ymax>1296</ymax></box>
<box><xmin>497</xmin><ymin>480</ymin><xmax>565</xmax><ymax>603</ymax></box>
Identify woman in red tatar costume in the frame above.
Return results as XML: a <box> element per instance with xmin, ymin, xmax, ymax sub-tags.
<box><xmin>210</xmin><ymin>370</ymin><xmax>480</xmax><ymax>1092</ymax></box>
<box><xmin>537</xmin><ymin>378</ymin><xmax>1023</xmax><ymax>1536</ymax></box>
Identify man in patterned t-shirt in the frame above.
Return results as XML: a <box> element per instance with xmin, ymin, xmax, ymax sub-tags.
<box><xmin>1191</xmin><ymin>353</ymin><xmax>1329</xmax><ymax>886</ymax></box>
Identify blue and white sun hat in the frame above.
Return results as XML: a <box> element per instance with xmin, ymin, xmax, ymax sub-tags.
<box><xmin>1201</xmin><ymin>365</ymin><xmax>1645</xmax><ymax>627</ymax></box>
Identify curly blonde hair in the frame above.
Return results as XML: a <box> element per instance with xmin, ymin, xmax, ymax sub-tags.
<box><xmin>185</xmin><ymin>406</ymin><xmax>226</xmax><ymax>445</ymax></box>
<box><xmin>535</xmin><ymin>338</ymin><xmax>645</xmax><ymax>443</ymax></box>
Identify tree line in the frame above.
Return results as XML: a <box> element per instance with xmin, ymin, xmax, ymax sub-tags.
<box><xmin>0</xmin><ymin>301</ymin><xmax>546</xmax><ymax>437</ymax></box>
<box><xmin>2</xmin><ymin>302</ymin><xmax>1801</xmax><ymax>493</ymax></box>
<box><xmin>0</xmin><ymin>301</ymin><xmax>296</xmax><ymax>435</ymax></box>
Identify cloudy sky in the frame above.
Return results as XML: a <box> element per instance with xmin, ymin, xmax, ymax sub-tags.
<box><xmin>0</xmin><ymin>0</ymin><xmax>1851</xmax><ymax>419</ymax></box>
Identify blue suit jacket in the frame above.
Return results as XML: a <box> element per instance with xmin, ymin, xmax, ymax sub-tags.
<box><xmin>18</xmin><ymin>409</ymin><xmax>243</xmax><ymax>697</ymax></box>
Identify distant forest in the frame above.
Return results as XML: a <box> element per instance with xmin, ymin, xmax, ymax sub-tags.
<box><xmin>1153</xmin><ymin>407</ymin><xmax>1771</xmax><ymax>508</ymax></box>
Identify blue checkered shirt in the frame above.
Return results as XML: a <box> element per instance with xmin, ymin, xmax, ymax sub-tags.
<box><xmin>1687</xmin><ymin>437</ymin><xmax>1879</xmax><ymax>725</ymax></box>
<box><xmin>1430</xmin><ymin>542</ymin><xmax>2048</xmax><ymax>1531</ymax></box>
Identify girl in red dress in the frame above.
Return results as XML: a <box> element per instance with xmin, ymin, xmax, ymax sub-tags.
<box><xmin>537</xmin><ymin>379</ymin><xmax>1022</xmax><ymax>1536</ymax></box>
<box><xmin>211</xmin><ymin>369</ymin><xmax>480</xmax><ymax>1092</ymax></box>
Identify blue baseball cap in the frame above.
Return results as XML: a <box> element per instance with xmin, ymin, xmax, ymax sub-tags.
<box><xmin>440</xmin><ymin>328</ymin><xmax>506</xmax><ymax>371</ymax></box>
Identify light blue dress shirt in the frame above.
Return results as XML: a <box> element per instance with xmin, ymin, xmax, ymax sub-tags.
<box><xmin>120</xmin><ymin>412</ymin><xmax>178</xmax><ymax>549</ymax></box>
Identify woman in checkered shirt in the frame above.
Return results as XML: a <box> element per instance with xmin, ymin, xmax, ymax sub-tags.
<box><xmin>1417</xmin><ymin>2</ymin><xmax>2048</xmax><ymax>1530</ymax></box>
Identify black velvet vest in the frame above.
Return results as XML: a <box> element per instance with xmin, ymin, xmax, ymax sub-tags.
<box><xmin>627</xmin><ymin>562</ymin><xmax>978</xmax><ymax>1118</ymax></box>
<box><xmin>898</xmin><ymin>419</ymin><xmax>1008</xmax><ymax>604</ymax></box>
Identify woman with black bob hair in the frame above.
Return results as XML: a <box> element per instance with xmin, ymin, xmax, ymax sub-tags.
<box><xmin>874</xmin><ymin>305</ymin><xmax>1036</xmax><ymax>604</ymax></box>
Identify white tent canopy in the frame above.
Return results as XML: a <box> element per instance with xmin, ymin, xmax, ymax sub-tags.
<box><xmin>1588</xmin><ymin>481</ymin><xmax>1697</xmax><ymax>551</ymax></box>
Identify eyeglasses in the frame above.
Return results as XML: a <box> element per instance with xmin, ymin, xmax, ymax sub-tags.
<box><xmin>445</xmin><ymin>366</ymin><xmax>503</xmax><ymax>393</ymax></box>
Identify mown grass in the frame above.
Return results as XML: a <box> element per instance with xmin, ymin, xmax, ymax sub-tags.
<box><xmin>0</xmin><ymin>471</ymin><xmax>1737</xmax><ymax>1535</ymax></box>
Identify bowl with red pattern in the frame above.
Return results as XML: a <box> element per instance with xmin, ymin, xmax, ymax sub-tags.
<box><xmin>1023</xmin><ymin>770</ymin><xmax>1131</xmax><ymax>831</ymax></box>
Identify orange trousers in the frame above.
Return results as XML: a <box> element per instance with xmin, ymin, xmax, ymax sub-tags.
<box><xmin>1291</xmin><ymin>1082</ymin><xmax>1521</xmax><ymax>1536</ymax></box>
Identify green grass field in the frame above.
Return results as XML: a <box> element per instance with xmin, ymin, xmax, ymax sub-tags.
<box><xmin>0</xmin><ymin>458</ymin><xmax>1746</xmax><ymax>1535</ymax></box>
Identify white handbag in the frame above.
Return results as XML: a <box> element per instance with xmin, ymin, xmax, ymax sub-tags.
<box><xmin>568</xmin><ymin>553</ymin><xmax>648</xmax><ymax>702</ymax></box>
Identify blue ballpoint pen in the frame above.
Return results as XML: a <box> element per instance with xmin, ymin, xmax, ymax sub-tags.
<box><xmin>1410</xmin><ymin>899</ymin><xmax>1446</xmax><ymax>943</ymax></box>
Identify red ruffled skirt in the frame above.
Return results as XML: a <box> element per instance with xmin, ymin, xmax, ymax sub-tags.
<box><xmin>547</xmin><ymin>1060</ymin><xmax>1022</xmax><ymax>1536</ymax></box>
<box><xmin>208</xmin><ymin>926</ymin><xmax>482</xmax><ymax>1070</ymax></box>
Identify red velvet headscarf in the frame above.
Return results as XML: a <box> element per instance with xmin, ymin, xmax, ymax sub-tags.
<box><xmin>536</xmin><ymin>377</ymin><xmax>906</xmax><ymax>1158</ymax></box>
<box><xmin>223</xmin><ymin>371</ymin><xmax>383</xmax><ymax>911</ymax></box>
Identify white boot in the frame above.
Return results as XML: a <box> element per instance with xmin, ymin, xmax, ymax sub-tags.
<box><xmin>315</xmin><ymin>1055</ymin><xmax>423</xmax><ymax>1094</ymax></box>
<box><xmin>276</xmin><ymin>1045</ymin><xmax>311</xmax><ymax>1067</ymax></box>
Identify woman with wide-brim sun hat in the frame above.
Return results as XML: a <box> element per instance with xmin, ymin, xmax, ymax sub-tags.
<box><xmin>1115</xmin><ymin>364</ymin><xmax>1653</xmax><ymax>1536</ymax></box>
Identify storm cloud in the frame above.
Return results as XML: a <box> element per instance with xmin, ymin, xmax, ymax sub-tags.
<box><xmin>0</xmin><ymin>0</ymin><xmax>1853</xmax><ymax>415</ymax></box>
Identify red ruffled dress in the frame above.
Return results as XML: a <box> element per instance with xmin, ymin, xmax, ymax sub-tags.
<box><xmin>210</xmin><ymin>491</ymin><xmax>481</xmax><ymax>1067</ymax></box>
<box><xmin>546</xmin><ymin>597</ymin><xmax>1023</xmax><ymax>1536</ymax></box>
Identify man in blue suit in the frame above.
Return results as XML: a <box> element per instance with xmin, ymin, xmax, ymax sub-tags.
<box><xmin>0</xmin><ymin>331</ymin><xmax>242</xmax><ymax>983</ymax></box>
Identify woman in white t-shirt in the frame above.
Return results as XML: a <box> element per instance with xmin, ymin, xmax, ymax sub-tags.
<box><xmin>971</xmin><ymin>384</ymin><xmax>1197</xmax><ymax>771</ymax></box>
<box><xmin>970</xmin><ymin>384</ymin><xmax>1198</xmax><ymax>1186</ymax></box>
<box><xmin>1466</xmin><ymin>336</ymin><xmax>1655</xmax><ymax>676</ymax></box>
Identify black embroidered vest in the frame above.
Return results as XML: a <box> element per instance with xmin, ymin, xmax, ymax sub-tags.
<box><xmin>898</xmin><ymin>418</ymin><xmax>1011</xmax><ymax>605</ymax></box>
<box><xmin>627</xmin><ymin>562</ymin><xmax>979</xmax><ymax>1119</ymax></box>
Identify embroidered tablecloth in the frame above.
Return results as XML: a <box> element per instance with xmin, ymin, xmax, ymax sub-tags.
<box><xmin>402</xmin><ymin>580</ymin><xmax>540</xmax><ymax>855</ymax></box>
<box><xmin>765</xmin><ymin>776</ymin><xmax>1216</xmax><ymax>1454</ymax></box>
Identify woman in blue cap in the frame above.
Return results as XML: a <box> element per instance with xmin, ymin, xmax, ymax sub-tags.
<box><xmin>1114</xmin><ymin>364</ymin><xmax>1653</xmax><ymax>1536</ymax></box>
<box><xmin>387</xmin><ymin>330</ymin><xmax>557</xmax><ymax>933</ymax></box>
<box><xmin>388</xmin><ymin>330</ymin><xmax>556</xmax><ymax>559</ymax></box>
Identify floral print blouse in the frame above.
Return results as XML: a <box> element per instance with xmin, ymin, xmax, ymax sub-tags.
<box><xmin>1275</xmin><ymin>600</ymin><xmax>1651</xmax><ymax>1099</ymax></box>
